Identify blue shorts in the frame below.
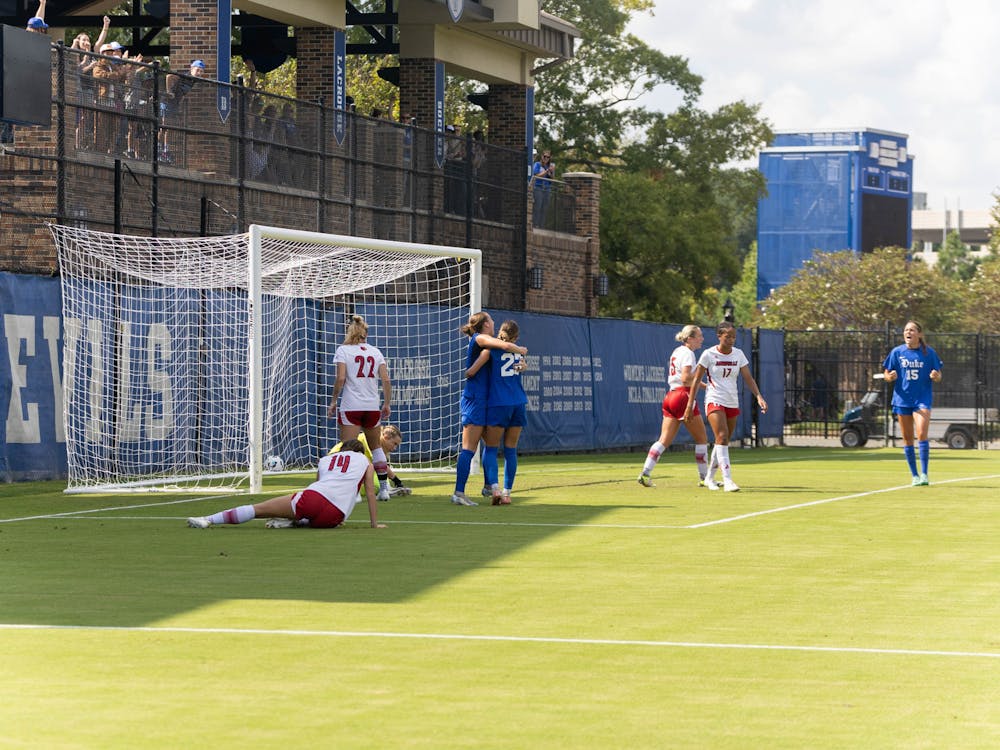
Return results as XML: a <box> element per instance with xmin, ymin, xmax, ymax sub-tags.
<box><xmin>461</xmin><ymin>395</ymin><xmax>487</xmax><ymax>427</ymax></box>
<box><xmin>486</xmin><ymin>403</ymin><xmax>527</xmax><ymax>428</ymax></box>
<box><xmin>893</xmin><ymin>402</ymin><xmax>932</xmax><ymax>415</ymax></box>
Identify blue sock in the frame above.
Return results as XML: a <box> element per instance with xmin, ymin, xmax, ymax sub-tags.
<box><xmin>455</xmin><ymin>449</ymin><xmax>474</xmax><ymax>493</ymax></box>
<box><xmin>903</xmin><ymin>445</ymin><xmax>918</xmax><ymax>477</ymax></box>
<box><xmin>918</xmin><ymin>440</ymin><xmax>929</xmax><ymax>475</ymax></box>
<box><xmin>483</xmin><ymin>446</ymin><xmax>499</xmax><ymax>487</ymax></box>
<box><xmin>503</xmin><ymin>446</ymin><xmax>518</xmax><ymax>490</ymax></box>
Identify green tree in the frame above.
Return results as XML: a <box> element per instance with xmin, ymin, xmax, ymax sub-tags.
<box><xmin>729</xmin><ymin>242</ymin><xmax>758</xmax><ymax>325</ymax></box>
<box><xmin>536</xmin><ymin>1</ymin><xmax>702</xmax><ymax>170</ymax></box>
<box><xmin>757</xmin><ymin>247</ymin><xmax>965</xmax><ymax>332</ymax></box>
<box><xmin>987</xmin><ymin>190</ymin><xmax>1000</xmax><ymax>259</ymax></box>
<box><xmin>600</xmin><ymin>170</ymin><xmax>737</xmax><ymax>321</ymax></box>
<box><xmin>936</xmin><ymin>230</ymin><xmax>979</xmax><ymax>282</ymax></box>
<box><xmin>964</xmin><ymin>257</ymin><xmax>1000</xmax><ymax>331</ymax></box>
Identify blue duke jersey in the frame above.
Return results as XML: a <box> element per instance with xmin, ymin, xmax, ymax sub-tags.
<box><xmin>463</xmin><ymin>335</ymin><xmax>490</xmax><ymax>400</ymax></box>
<box><xmin>883</xmin><ymin>344</ymin><xmax>943</xmax><ymax>410</ymax></box>
<box><xmin>488</xmin><ymin>349</ymin><xmax>527</xmax><ymax>407</ymax></box>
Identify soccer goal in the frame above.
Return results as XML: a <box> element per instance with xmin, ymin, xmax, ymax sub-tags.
<box><xmin>51</xmin><ymin>224</ymin><xmax>482</xmax><ymax>493</ymax></box>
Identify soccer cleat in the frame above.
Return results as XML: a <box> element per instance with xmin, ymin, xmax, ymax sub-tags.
<box><xmin>490</xmin><ymin>483</ymin><xmax>503</xmax><ymax>505</ymax></box>
<box><xmin>376</xmin><ymin>487</ymin><xmax>391</xmax><ymax>502</ymax></box>
<box><xmin>186</xmin><ymin>516</ymin><xmax>211</xmax><ymax>528</ymax></box>
<box><xmin>265</xmin><ymin>518</ymin><xmax>294</xmax><ymax>529</ymax></box>
<box><xmin>637</xmin><ymin>473</ymin><xmax>654</xmax><ymax>487</ymax></box>
<box><xmin>388</xmin><ymin>485</ymin><xmax>412</xmax><ymax>497</ymax></box>
<box><xmin>911</xmin><ymin>475</ymin><xmax>923</xmax><ymax>487</ymax></box>
<box><xmin>703</xmin><ymin>478</ymin><xmax>720</xmax><ymax>491</ymax></box>
<box><xmin>723</xmin><ymin>479</ymin><xmax>740</xmax><ymax>493</ymax></box>
<box><xmin>481</xmin><ymin>486</ymin><xmax>493</xmax><ymax>498</ymax></box>
<box><xmin>451</xmin><ymin>493</ymin><xmax>478</xmax><ymax>507</ymax></box>
<box><xmin>499</xmin><ymin>489</ymin><xmax>511</xmax><ymax>505</ymax></box>
<box><xmin>918</xmin><ymin>473</ymin><xmax>929</xmax><ymax>486</ymax></box>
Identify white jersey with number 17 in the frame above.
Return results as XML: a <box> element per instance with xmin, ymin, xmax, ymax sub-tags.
<box><xmin>697</xmin><ymin>346</ymin><xmax>749</xmax><ymax>408</ymax></box>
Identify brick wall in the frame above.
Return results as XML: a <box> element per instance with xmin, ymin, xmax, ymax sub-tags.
<box><xmin>296</xmin><ymin>27</ymin><xmax>336</xmax><ymax>106</ymax></box>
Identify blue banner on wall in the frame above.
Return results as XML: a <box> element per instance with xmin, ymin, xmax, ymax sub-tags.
<box><xmin>0</xmin><ymin>273</ymin><xmax>66</xmax><ymax>480</ymax></box>
<box><xmin>0</xmin><ymin>275</ymin><xmax>785</xmax><ymax>481</ymax></box>
<box><xmin>216</xmin><ymin>0</ymin><xmax>232</xmax><ymax>122</ymax></box>
<box><xmin>333</xmin><ymin>30</ymin><xmax>347</xmax><ymax>145</ymax></box>
<box><xmin>434</xmin><ymin>61</ymin><xmax>446</xmax><ymax>169</ymax></box>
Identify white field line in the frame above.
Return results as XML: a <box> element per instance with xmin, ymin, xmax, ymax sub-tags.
<box><xmin>0</xmin><ymin>494</ymin><xmax>234</xmax><ymax>524</ymax></box>
<box><xmin>687</xmin><ymin>473</ymin><xmax>1000</xmax><ymax>529</ymax></box>
<box><xmin>0</xmin><ymin>622</ymin><xmax>997</xmax><ymax>660</ymax></box>
<box><xmin>6</xmin><ymin>473</ymin><xmax>998</xmax><ymax>530</ymax></box>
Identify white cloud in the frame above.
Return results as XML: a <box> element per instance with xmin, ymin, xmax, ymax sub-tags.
<box><xmin>628</xmin><ymin>0</ymin><xmax>1000</xmax><ymax>207</ymax></box>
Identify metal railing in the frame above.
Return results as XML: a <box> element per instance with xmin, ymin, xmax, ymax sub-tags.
<box><xmin>1</xmin><ymin>44</ymin><xmax>588</xmax><ymax>308</ymax></box>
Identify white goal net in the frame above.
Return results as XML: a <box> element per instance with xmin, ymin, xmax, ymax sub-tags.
<box><xmin>51</xmin><ymin>224</ymin><xmax>481</xmax><ymax>493</ymax></box>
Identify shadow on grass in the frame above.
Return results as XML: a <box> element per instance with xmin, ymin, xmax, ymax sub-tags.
<box><xmin>0</xmin><ymin>475</ymin><xmax>639</xmax><ymax>628</ymax></box>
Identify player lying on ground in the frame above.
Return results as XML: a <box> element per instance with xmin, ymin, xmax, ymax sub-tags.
<box><xmin>187</xmin><ymin>439</ymin><xmax>386</xmax><ymax>529</ymax></box>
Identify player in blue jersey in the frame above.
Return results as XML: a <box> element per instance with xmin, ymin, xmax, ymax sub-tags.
<box><xmin>883</xmin><ymin>320</ymin><xmax>943</xmax><ymax>486</ymax></box>
<box><xmin>451</xmin><ymin>312</ymin><xmax>528</xmax><ymax>506</ymax></box>
<box><xmin>467</xmin><ymin>319</ymin><xmax>528</xmax><ymax>505</ymax></box>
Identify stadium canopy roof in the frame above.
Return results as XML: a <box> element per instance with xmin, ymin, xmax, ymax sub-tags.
<box><xmin>1</xmin><ymin>0</ymin><xmax>578</xmax><ymax>82</ymax></box>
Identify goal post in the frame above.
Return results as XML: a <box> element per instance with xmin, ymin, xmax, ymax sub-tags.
<box><xmin>51</xmin><ymin>223</ymin><xmax>481</xmax><ymax>494</ymax></box>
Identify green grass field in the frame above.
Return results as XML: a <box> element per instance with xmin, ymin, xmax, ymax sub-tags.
<box><xmin>2</xmin><ymin>447</ymin><xmax>998</xmax><ymax>749</ymax></box>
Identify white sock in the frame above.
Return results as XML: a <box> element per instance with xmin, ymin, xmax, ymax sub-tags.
<box><xmin>642</xmin><ymin>442</ymin><xmax>665</xmax><ymax>474</ymax></box>
<box><xmin>207</xmin><ymin>504</ymin><xmax>255</xmax><ymax>525</ymax></box>
<box><xmin>695</xmin><ymin>444</ymin><xmax>708</xmax><ymax>480</ymax></box>
<box><xmin>718</xmin><ymin>445</ymin><xmax>733</xmax><ymax>481</ymax></box>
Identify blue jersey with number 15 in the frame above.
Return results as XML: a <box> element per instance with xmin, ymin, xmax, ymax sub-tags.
<box><xmin>883</xmin><ymin>343</ymin><xmax>943</xmax><ymax>409</ymax></box>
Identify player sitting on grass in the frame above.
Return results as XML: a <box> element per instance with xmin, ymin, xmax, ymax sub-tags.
<box><xmin>187</xmin><ymin>439</ymin><xmax>386</xmax><ymax>529</ymax></box>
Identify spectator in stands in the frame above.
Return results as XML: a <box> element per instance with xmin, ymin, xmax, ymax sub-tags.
<box><xmin>92</xmin><ymin>42</ymin><xmax>127</xmax><ymax>154</ymax></box>
<box><xmin>531</xmin><ymin>149</ymin><xmax>555</xmax><ymax>228</ymax></box>
<box><xmin>26</xmin><ymin>0</ymin><xmax>47</xmax><ymax>33</ymax></box>
<box><xmin>159</xmin><ymin>58</ymin><xmax>206</xmax><ymax>162</ymax></box>
<box><xmin>71</xmin><ymin>17</ymin><xmax>110</xmax><ymax>149</ymax></box>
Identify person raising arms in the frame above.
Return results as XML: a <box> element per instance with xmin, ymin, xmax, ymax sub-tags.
<box><xmin>682</xmin><ymin>321</ymin><xmax>767</xmax><ymax>492</ymax></box>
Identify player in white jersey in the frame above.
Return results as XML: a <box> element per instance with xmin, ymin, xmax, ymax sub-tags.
<box><xmin>326</xmin><ymin>315</ymin><xmax>393</xmax><ymax>499</ymax></box>
<box><xmin>637</xmin><ymin>325</ymin><xmax>709</xmax><ymax>487</ymax></box>
<box><xmin>682</xmin><ymin>321</ymin><xmax>767</xmax><ymax>492</ymax></box>
<box><xmin>187</xmin><ymin>439</ymin><xmax>385</xmax><ymax>529</ymax></box>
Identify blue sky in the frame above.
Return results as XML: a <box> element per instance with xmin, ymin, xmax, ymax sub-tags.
<box><xmin>627</xmin><ymin>0</ymin><xmax>999</xmax><ymax>210</ymax></box>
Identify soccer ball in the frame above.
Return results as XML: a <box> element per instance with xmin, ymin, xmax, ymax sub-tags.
<box><xmin>264</xmin><ymin>455</ymin><xmax>285</xmax><ymax>472</ymax></box>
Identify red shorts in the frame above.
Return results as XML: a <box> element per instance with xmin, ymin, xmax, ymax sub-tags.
<box><xmin>291</xmin><ymin>489</ymin><xmax>346</xmax><ymax>528</ymax></box>
<box><xmin>706</xmin><ymin>402</ymin><xmax>740</xmax><ymax>418</ymax></box>
<box><xmin>339</xmin><ymin>409</ymin><xmax>381</xmax><ymax>429</ymax></box>
<box><xmin>662</xmin><ymin>388</ymin><xmax>699</xmax><ymax>420</ymax></box>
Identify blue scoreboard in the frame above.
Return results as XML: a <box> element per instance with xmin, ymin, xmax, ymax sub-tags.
<box><xmin>756</xmin><ymin>128</ymin><xmax>913</xmax><ymax>300</ymax></box>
